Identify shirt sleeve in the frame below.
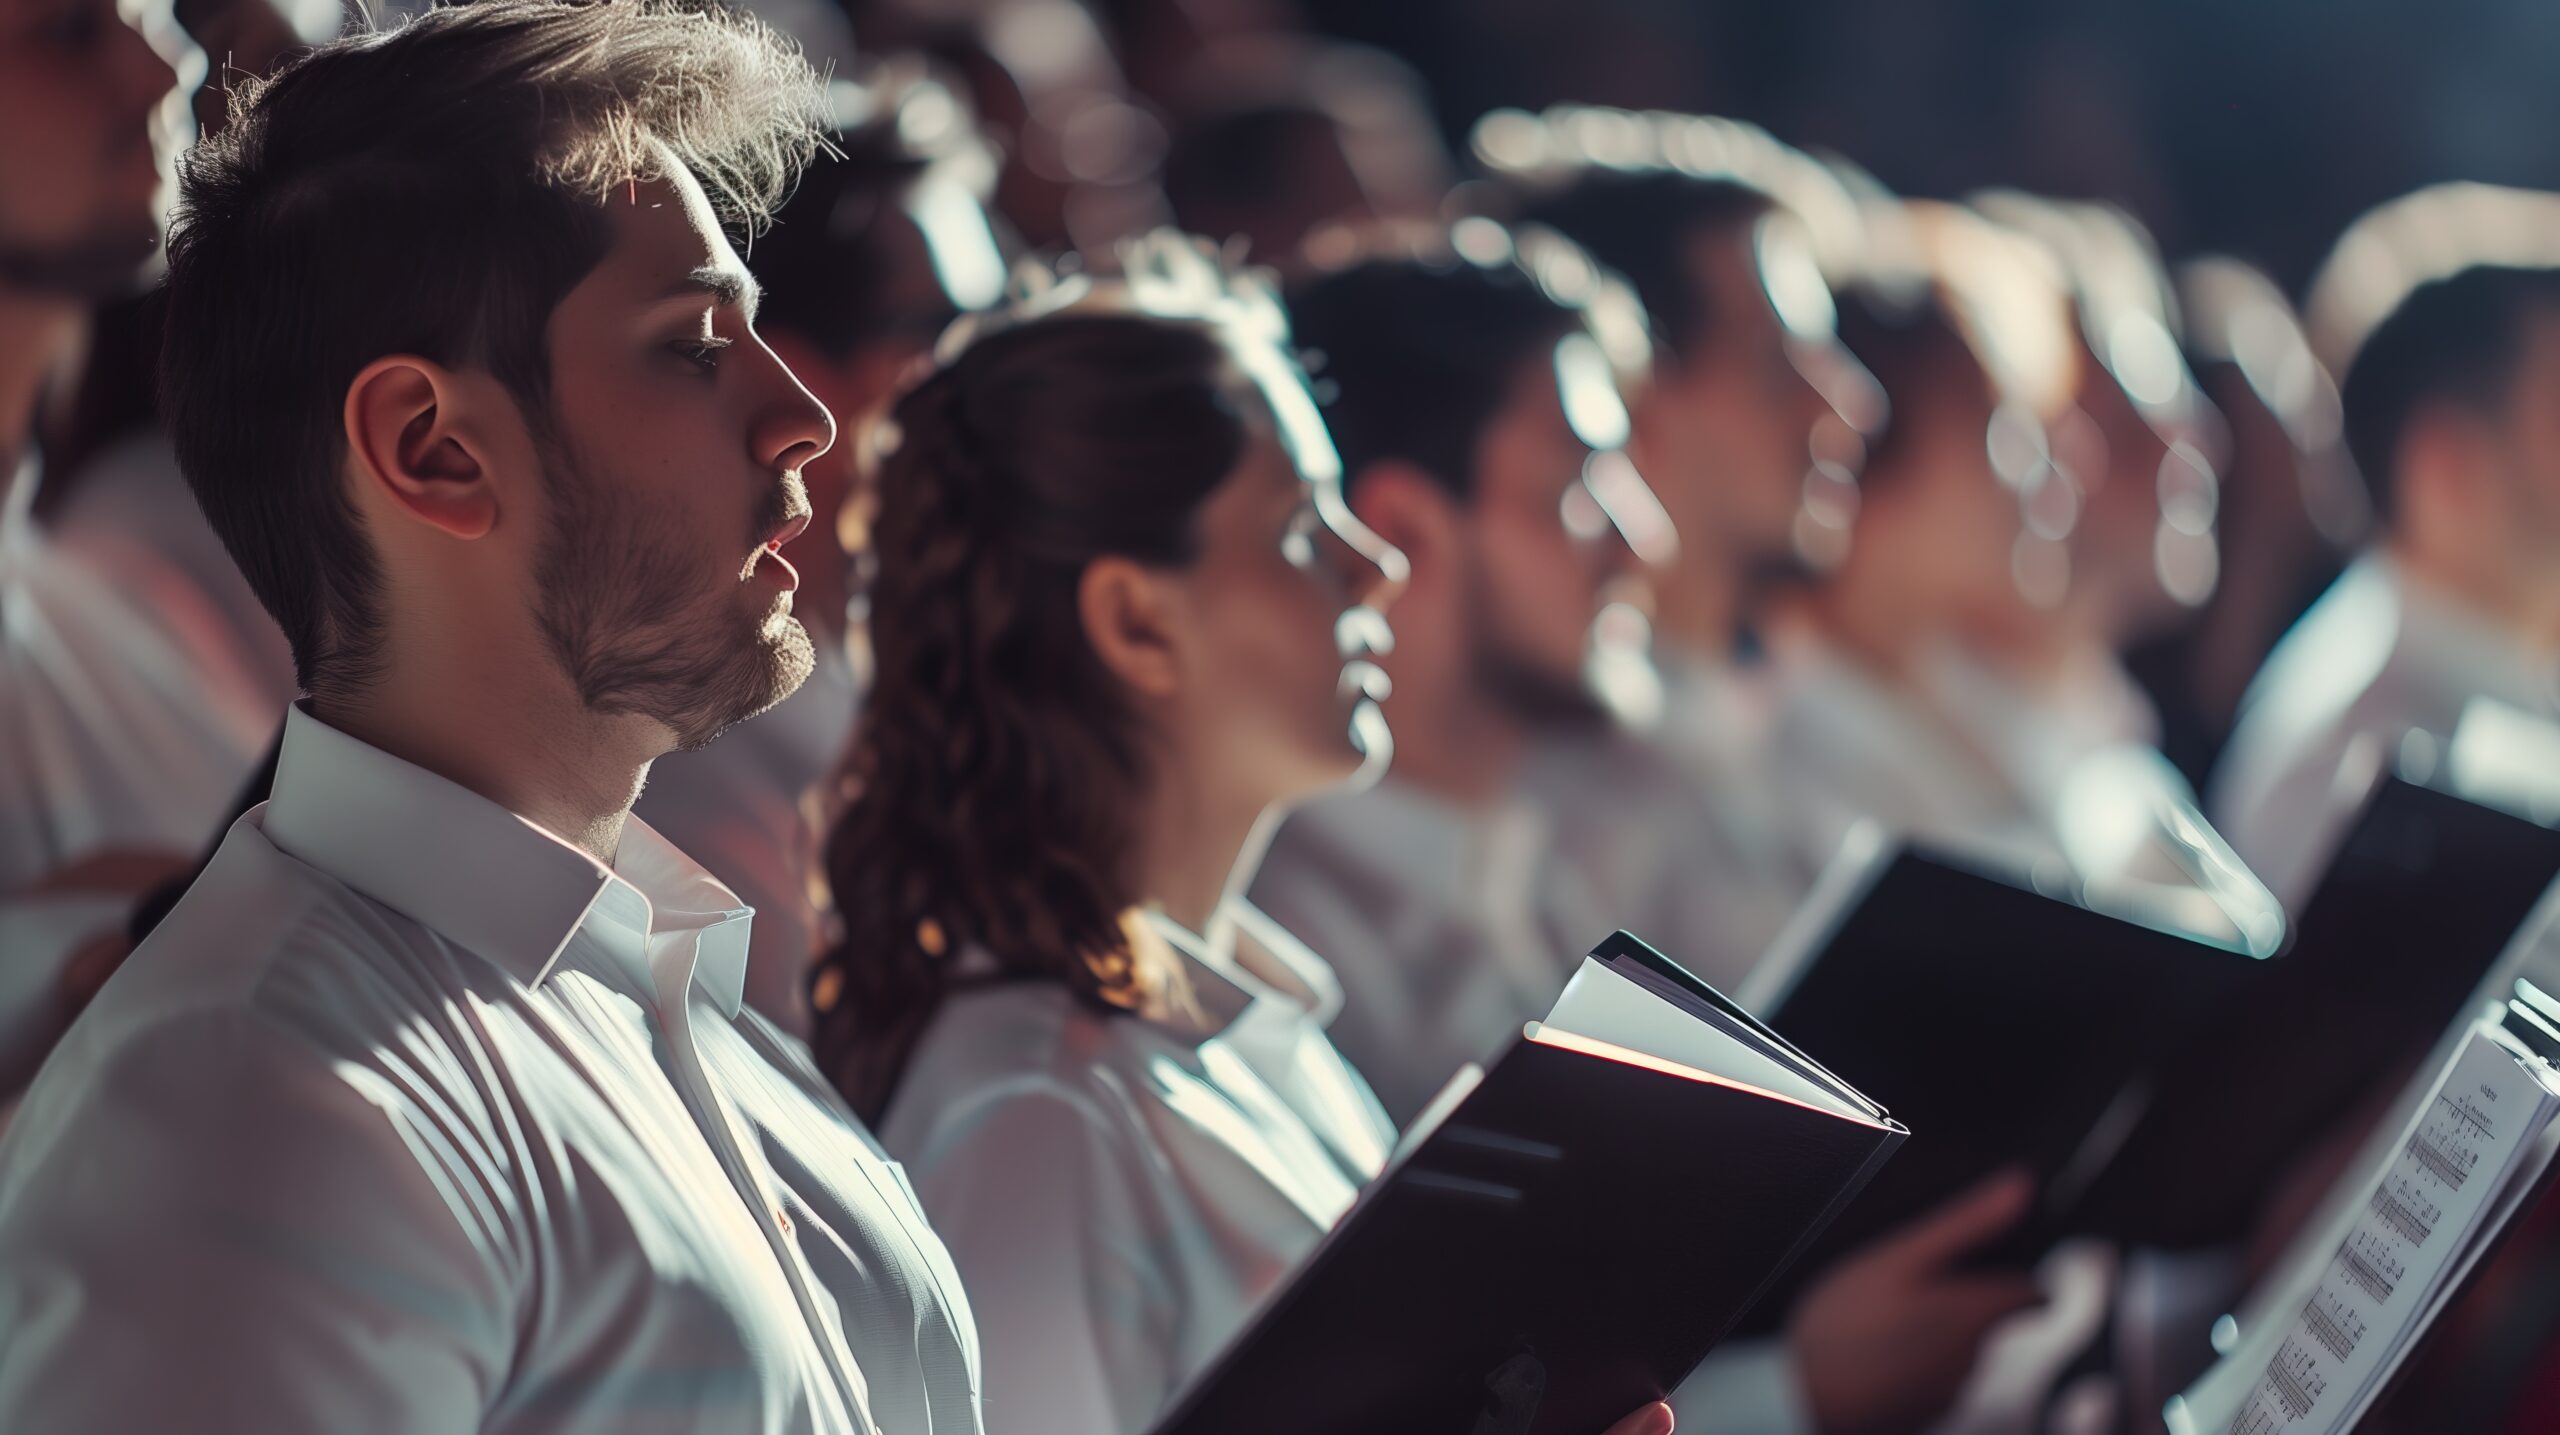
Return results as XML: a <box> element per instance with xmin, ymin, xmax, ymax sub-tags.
<box><xmin>0</xmin><ymin>1006</ymin><xmax>521</xmax><ymax>1433</ymax></box>
<box><xmin>1668</xmin><ymin>1338</ymin><xmax>1816</xmax><ymax>1435</ymax></box>
<box><xmin>900</xmin><ymin>1085</ymin><xmax>1181</xmax><ymax>1435</ymax></box>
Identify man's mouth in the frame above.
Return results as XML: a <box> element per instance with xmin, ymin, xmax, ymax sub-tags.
<box><xmin>763</xmin><ymin>508</ymin><xmax>814</xmax><ymax>553</ymax></box>
<box><xmin>748</xmin><ymin>508</ymin><xmax>813</xmax><ymax>590</ymax></box>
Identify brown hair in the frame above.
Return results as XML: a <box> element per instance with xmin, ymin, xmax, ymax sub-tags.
<box><xmin>810</xmin><ymin>313</ymin><xmax>1257</xmax><ymax>1119</ymax></box>
<box><xmin>160</xmin><ymin>0</ymin><xmax>826</xmax><ymax>703</ymax></box>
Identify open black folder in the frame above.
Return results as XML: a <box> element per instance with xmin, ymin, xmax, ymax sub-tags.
<box><xmin>1728</xmin><ymin>843</ymin><xmax>2257</xmax><ymax>1334</ymax></box>
<box><xmin>1728</xmin><ymin>774</ymin><xmax>2560</xmax><ymax>1342</ymax></box>
<box><xmin>2069</xmin><ymin>774</ymin><xmax>2560</xmax><ymax>1250</ymax></box>
<box><xmin>1146</xmin><ymin>932</ymin><xmax>1905</xmax><ymax>1435</ymax></box>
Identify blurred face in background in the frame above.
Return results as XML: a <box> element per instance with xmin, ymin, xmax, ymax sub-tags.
<box><xmin>1850</xmin><ymin>342</ymin><xmax>2037</xmax><ymax>645</ymax></box>
<box><xmin>0</xmin><ymin>0</ymin><xmax>192</xmax><ymax>296</ymax></box>
<box><xmin>2448</xmin><ymin>312</ymin><xmax>2560</xmax><ymax>599</ymax></box>
<box><xmin>1631</xmin><ymin>219</ymin><xmax>1862</xmax><ymax>574</ymax></box>
<box><xmin>1461</xmin><ymin>341</ymin><xmax>1654</xmax><ymax>724</ymax></box>
<box><xmin>2056</xmin><ymin>329</ymin><xmax>2220</xmax><ymax>649</ymax></box>
<box><xmin>1151</xmin><ymin>383</ymin><xmax>1406</xmax><ymax>810</ymax></box>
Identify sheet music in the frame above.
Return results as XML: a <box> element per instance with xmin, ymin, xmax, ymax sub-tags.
<box><xmin>2224</xmin><ymin>1026</ymin><xmax>2559</xmax><ymax>1434</ymax></box>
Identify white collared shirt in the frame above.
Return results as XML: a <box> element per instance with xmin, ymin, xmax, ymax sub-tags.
<box><xmin>1760</xmin><ymin>635</ymin><xmax>2058</xmax><ymax>873</ymax></box>
<box><xmin>1254</xmin><ymin>778</ymin><xmax>1607</xmax><ymax>1126</ymax></box>
<box><xmin>1526</xmin><ymin>658</ymin><xmax>1824</xmax><ymax>998</ymax></box>
<box><xmin>0</xmin><ymin>704</ymin><xmax>981</xmax><ymax>1434</ymax></box>
<box><xmin>878</xmin><ymin>904</ymin><xmax>1391</xmax><ymax>1435</ymax></box>
<box><xmin>1249</xmin><ymin>782</ymin><xmax>1814</xmax><ymax>1435</ymax></box>
<box><xmin>2211</xmin><ymin>550</ymin><xmax>2560</xmax><ymax>907</ymax></box>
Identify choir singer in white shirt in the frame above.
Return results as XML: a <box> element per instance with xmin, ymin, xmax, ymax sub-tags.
<box><xmin>2213</xmin><ymin>201</ymin><xmax>2560</xmax><ymax>908</ymax></box>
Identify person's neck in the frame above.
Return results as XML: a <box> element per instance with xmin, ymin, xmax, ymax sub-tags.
<box><xmin>2392</xmin><ymin>534</ymin><xmax>2560</xmax><ymax>652</ymax></box>
<box><xmin>0</xmin><ymin>288</ymin><xmax>80</xmax><ymax>467</ymax></box>
<box><xmin>1374</xmin><ymin>655</ymin><xmax>1531</xmax><ymax>809</ymax></box>
<box><xmin>1132</xmin><ymin>764</ymin><xmax>1280</xmax><ymax>939</ymax></box>
<box><xmin>1798</xmin><ymin>566</ymin><xmax>1929</xmax><ymax>687</ymax></box>
<box><xmin>315</xmin><ymin>676</ymin><xmax>665</xmax><ymax>868</ymax></box>
<box><xmin>1650</xmin><ymin>544</ymin><xmax>1748</xmax><ymax>666</ymax></box>
<box><xmin>1951</xmin><ymin>604</ymin><xmax>2086</xmax><ymax>694</ymax></box>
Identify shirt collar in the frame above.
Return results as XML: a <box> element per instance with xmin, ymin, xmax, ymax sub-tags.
<box><xmin>2378</xmin><ymin>551</ymin><xmax>2560</xmax><ymax>716</ymax></box>
<box><xmin>261</xmin><ymin>703</ymin><xmax>752</xmax><ymax>1016</ymax></box>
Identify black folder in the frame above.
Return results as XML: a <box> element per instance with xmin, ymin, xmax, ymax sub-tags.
<box><xmin>2067</xmin><ymin>775</ymin><xmax>2560</xmax><ymax>1250</ymax></box>
<box><xmin>1147</xmin><ymin>933</ymin><xmax>1905</xmax><ymax>1435</ymax></box>
<box><xmin>1733</xmin><ymin>845</ymin><xmax>2256</xmax><ymax>1333</ymax></box>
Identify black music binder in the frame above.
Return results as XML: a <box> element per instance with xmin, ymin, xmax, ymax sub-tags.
<box><xmin>1147</xmin><ymin>932</ymin><xmax>1904</xmax><ymax>1435</ymax></box>
<box><xmin>2071</xmin><ymin>775</ymin><xmax>2560</xmax><ymax>1250</ymax></box>
<box><xmin>1733</xmin><ymin>844</ymin><xmax>2255</xmax><ymax>1332</ymax></box>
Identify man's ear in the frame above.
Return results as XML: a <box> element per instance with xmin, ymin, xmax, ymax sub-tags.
<box><xmin>1079</xmin><ymin>555</ymin><xmax>1185</xmax><ymax>700</ymax></box>
<box><xmin>1345</xmin><ymin>460</ymin><xmax>1459</xmax><ymax>579</ymax></box>
<box><xmin>343</xmin><ymin>356</ymin><xmax>498</xmax><ymax>541</ymax></box>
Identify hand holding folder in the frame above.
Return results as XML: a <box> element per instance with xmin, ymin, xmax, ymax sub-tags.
<box><xmin>1790</xmin><ymin>1171</ymin><xmax>2045</xmax><ymax>1435</ymax></box>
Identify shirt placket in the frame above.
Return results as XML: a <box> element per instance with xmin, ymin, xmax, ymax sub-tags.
<box><xmin>646</xmin><ymin>918</ymin><xmax>881</xmax><ymax>1435</ymax></box>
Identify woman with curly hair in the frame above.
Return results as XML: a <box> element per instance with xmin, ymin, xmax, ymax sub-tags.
<box><xmin>805</xmin><ymin>243</ymin><xmax>1432</xmax><ymax>1432</ymax></box>
<box><xmin>807</xmin><ymin>230</ymin><xmax>1697</xmax><ymax>1435</ymax></box>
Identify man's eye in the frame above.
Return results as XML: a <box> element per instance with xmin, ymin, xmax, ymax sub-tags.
<box><xmin>672</xmin><ymin>338</ymin><xmax>734</xmax><ymax>373</ymax></box>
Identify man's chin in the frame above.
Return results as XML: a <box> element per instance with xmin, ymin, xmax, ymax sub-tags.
<box><xmin>667</xmin><ymin>617</ymin><xmax>817</xmax><ymax>752</ymax></box>
<box><xmin>760</xmin><ymin>615</ymin><xmax>819</xmax><ymax>707</ymax></box>
<box><xmin>1475</xmin><ymin>650</ymin><xmax>1614</xmax><ymax>734</ymax></box>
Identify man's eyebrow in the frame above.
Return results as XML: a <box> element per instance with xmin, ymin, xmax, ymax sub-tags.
<box><xmin>663</xmin><ymin>265</ymin><xmax>762</xmax><ymax>322</ymax></box>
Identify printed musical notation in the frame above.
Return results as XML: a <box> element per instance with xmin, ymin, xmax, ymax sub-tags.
<box><xmin>2224</xmin><ymin>1030</ymin><xmax>2543</xmax><ymax>1434</ymax></box>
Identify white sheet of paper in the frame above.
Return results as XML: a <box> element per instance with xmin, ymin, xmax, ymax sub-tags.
<box><xmin>2221</xmin><ymin>1023</ymin><xmax>2560</xmax><ymax>1435</ymax></box>
<box><xmin>1543</xmin><ymin>955</ymin><xmax>1862</xmax><ymax>1118</ymax></box>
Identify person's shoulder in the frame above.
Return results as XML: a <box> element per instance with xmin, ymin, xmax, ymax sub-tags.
<box><xmin>18</xmin><ymin>817</ymin><xmax>537</xmax><ymax>1177</ymax></box>
<box><xmin>0</xmin><ymin>823</ymin><xmax>547</xmax><ymax>1259</ymax></box>
<box><xmin>2231</xmin><ymin>562</ymin><xmax>2402</xmax><ymax>743</ymax></box>
<box><xmin>883</xmin><ymin>980</ymin><xmax>1158</xmax><ymax>1160</ymax></box>
<box><xmin>78</xmin><ymin>820</ymin><xmax>483</xmax><ymax>1048</ymax></box>
<box><xmin>2214</xmin><ymin>565</ymin><xmax>2405</xmax><ymax>825</ymax></box>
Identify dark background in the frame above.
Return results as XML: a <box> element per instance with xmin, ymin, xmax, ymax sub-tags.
<box><xmin>1296</xmin><ymin>0</ymin><xmax>2560</xmax><ymax>286</ymax></box>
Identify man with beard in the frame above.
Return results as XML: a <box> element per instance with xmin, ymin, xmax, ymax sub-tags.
<box><xmin>0</xmin><ymin>4</ymin><xmax>993</xmax><ymax>1428</ymax></box>
<box><xmin>0</xmin><ymin>0</ymin><xmax>268</xmax><ymax>1102</ymax></box>
<box><xmin>1252</xmin><ymin>235</ymin><xmax>2042</xmax><ymax>1435</ymax></box>
<box><xmin>634</xmin><ymin>62</ymin><xmax>1012</xmax><ymax>1034</ymax></box>
<box><xmin>1253</xmin><ymin>236</ymin><xmax>1670</xmax><ymax>1126</ymax></box>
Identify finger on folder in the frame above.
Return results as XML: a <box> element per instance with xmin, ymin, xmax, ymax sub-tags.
<box><xmin>1597</xmin><ymin>1400</ymin><xmax>1674</xmax><ymax>1435</ymax></box>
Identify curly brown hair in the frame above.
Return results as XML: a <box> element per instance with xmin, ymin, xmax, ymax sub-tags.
<box><xmin>809</xmin><ymin>313</ymin><xmax>1258</xmax><ymax>1119</ymax></box>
